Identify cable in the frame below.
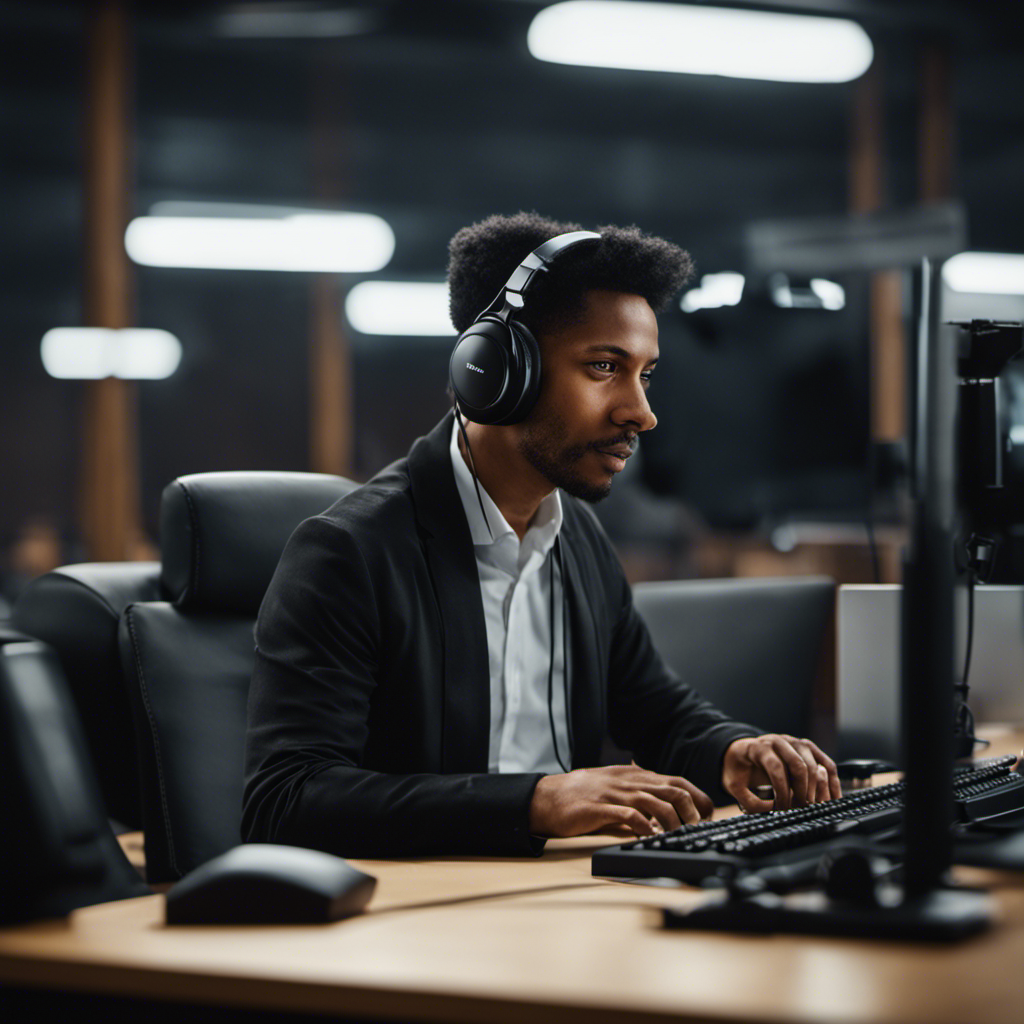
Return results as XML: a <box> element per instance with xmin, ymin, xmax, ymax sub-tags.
<box><xmin>956</xmin><ymin>533</ymin><xmax>1000</xmax><ymax>754</ymax></box>
<box><xmin>456</xmin><ymin>403</ymin><xmax>570</xmax><ymax>772</ymax></box>
<box><xmin>454</xmin><ymin>404</ymin><xmax>494</xmax><ymax>541</ymax></box>
<box><xmin>955</xmin><ymin>569</ymin><xmax>986</xmax><ymax>752</ymax></box>
<box><xmin>561</xmin><ymin>538</ymin><xmax>574</xmax><ymax>764</ymax></box>
<box><xmin>548</xmin><ymin>536</ymin><xmax>570</xmax><ymax>773</ymax></box>
<box><xmin>962</xmin><ymin>572</ymin><xmax>975</xmax><ymax>694</ymax></box>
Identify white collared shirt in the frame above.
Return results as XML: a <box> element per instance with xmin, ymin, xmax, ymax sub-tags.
<box><xmin>449</xmin><ymin>419</ymin><xmax>570</xmax><ymax>774</ymax></box>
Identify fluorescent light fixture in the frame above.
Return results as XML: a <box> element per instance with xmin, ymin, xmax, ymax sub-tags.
<box><xmin>345</xmin><ymin>281</ymin><xmax>454</xmax><ymax>336</ymax></box>
<box><xmin>809</xmin><ymin>277</ymin><xmax>846</xmax><ymax>310</ymax></box>
<box><xmin>125</xmin><ymin>207</ymin><xmax>395</xmax><ymax>273</ymax></box>
<box><xmin>680</xmin><ymin>272</ymin><xmax>744</xmax><ymax>313</ymax></box>
<box><xmin>943</xmin><ymin>252</ymin><xmax>1024</xmax><ymax>295</ymax></box>
<box><xmin>769</xmin><ymin>273</ymin><xmax>844</xmax><ymax>310</ymax></box>
<box><xmin>41</xmin><ymin>328</ymin><xmax>182</xmax><ymax>380</ymax></box>
<box><xmin>528</xmin><ymin>1</ymin><xmax>873</xmax><ymax>83</ymax></box>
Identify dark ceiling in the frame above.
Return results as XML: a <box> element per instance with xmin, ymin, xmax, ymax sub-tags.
<box><xmin>1</xmin><ymin>0</ymin><xmax>1022</xmax><ymax>547</ymax></box>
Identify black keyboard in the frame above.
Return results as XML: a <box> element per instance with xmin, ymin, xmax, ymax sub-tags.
<box><xmin>592</xmin><ymin>755</ymin><xmax>1024</xmax><ymax>888</ymax></box>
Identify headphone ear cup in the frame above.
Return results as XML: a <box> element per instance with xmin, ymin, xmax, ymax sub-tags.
<box><xmin>502</xmin><ymin>321</ymin><xmax>542</xmax><ymax>425</ymax></box>
<box><xmin>449</xmin><ymin>318</ymin><xmax>542</xmax><ymax>425</ymax></box>
<box><xmin>450</xmin><ymin>319</ymin><xmax>515</xmax><ymax>425</ymax></box>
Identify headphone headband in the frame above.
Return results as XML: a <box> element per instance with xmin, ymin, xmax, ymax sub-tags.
<box><xmin>482</xmin><ymin>230</ymin><xmax>602</xmax><ymax>323</ymax></box>
<box><xmin>450</xmin><ymin>229</ymin><xmax>601</xmax><ymax>426</ymax></box>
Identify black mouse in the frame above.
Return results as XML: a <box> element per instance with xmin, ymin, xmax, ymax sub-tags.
<box><xmin>165</xmin><ymin>844</ymin><xmax>377</xmax><ymax>925</ymax></box>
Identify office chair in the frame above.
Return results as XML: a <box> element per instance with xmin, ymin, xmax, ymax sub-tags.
<box><xmin>119</xmin><ymin>471</ymin><xmax>358</xmax><ymax>883</ymax></box>
<box><xmin>0</xmin><ymin>638</ymin><xmax>149</xmax><ymax>923</ymax></box>
<box><xmin>13</xmin><ymin>561</ymin><xmax>163</xmax><ymax>828</ymax></box>
<box><xmin>632</xmin><ymin>576</ymin><xmax>835</xmax><ymax>741</ymax></box>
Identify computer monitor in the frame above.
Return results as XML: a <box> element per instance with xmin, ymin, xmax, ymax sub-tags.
<box><xmin>837</xmin><ymin>583</ymin><xmax>1024</xmax><ymax>762</ymax></box>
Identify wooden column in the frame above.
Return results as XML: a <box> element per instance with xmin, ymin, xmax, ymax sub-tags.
<box><xmin>80</xmin><ymin>0</ymin><xmax>141</xmax><ymax>560</ymax></box>
<box><xmin>919</xmin><ymin>41</ymin><xmax>954</xmax><ymax>204</ymax></box>
<box><xmin>309</xmin><ymin>276</ymin><xmax>353</xmax><ymax>476</ymax></box>
<box><xmin>850</xmin><ymin>58</ymin><xmax>906</xmax><ymax>448</ymax></box>
<box><xmin>309</xmin><ymin>52</ymin><xmax>354</xmax><ymax>478</ymax></box>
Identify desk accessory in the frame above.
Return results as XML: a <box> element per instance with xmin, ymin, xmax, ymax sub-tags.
<box><xmin>165</xmin><ymin>843</ymin><xmax>377</xmax><ymax>925</ymax></box>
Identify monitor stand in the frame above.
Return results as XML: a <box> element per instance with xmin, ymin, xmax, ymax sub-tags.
<box><xmin>663</xmin><ymin>884</ymin><xmax>992</xmax><ymax>942</ymax></box>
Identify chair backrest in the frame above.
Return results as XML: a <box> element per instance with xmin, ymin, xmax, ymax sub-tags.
<box><xmin>632</xmin><ymin>576</ymin><xmax>835</xmax><ymax>740</ymax></box>
<box><xmin>0</xmin><ymin>639</ymin><xmax>149</xmax><ymax>923</ymax></box>
<box><xmin>12</xmin><ymin>562</ymin><xmax>163</xmax><ymax>827</ymax></box>
<box><xmin>120</xmin><ymin>470</ymin><xmax>358</xmax><ymax>882</ymax></box>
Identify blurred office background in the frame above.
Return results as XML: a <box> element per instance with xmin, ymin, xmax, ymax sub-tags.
<box><xmin>2</xmin><ymin>0</ymin><xmax>1023</xmax><ymax>610</ymax></box>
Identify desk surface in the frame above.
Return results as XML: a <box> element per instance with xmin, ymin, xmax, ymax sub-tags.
<box><xmin>3</xmin><ymin>730</ymin><xmax>1024</xmax><ymax>1024</ymax></box>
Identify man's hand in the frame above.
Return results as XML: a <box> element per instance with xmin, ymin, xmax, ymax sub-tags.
<box><xmin>528</xmin><ymin>765</ymin><xmax>713</xmax><ymax>838</ymax></box>
<box><xmin>723</xmin><ymin>734</ymin><xmax>841</xmax><ymax>812</ymax></box>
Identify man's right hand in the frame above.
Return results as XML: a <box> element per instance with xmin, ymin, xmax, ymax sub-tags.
<box><xmin>528</xmin><ymin>765</ymin><xmax>714</xmax><ymax>838</ymax></box>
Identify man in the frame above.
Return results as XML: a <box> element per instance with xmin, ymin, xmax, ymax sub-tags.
<box><xmin>243</xmin><ymin>212</ymin><xmax>839</xmax><ymax>859</ymax></box>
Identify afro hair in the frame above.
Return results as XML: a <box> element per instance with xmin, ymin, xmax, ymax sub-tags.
<box><xmin>447</xmin><ymin>211</ymin><xmax>694</xmax><ymax>336</ymax></box>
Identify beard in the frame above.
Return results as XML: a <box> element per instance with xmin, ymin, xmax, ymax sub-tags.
<box><xmin>517</xmin><ymin>409</ymin><xmax>630</xmax><ymax>504</ymax></box>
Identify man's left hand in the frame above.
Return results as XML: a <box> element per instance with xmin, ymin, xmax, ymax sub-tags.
<box><xmin>723</xmin><ymin>734</ymin><xmax>841</xmax><ymax>812</ymax></box>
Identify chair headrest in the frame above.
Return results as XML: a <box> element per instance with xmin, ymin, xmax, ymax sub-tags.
<box><xmin>160</xmin><ymin>471</ymin><xmax>358</xmax><ymax>614</ymax></box>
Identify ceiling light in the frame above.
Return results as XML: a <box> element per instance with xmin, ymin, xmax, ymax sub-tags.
<box><xmin>943</xmin><ymin>253</ymin><xmax>1024</xmax><ymax>295</ymax></box>
<box><xmin>809</xmin><ymin>278</ymin><xmax>846</xmax><ymax>310</ymax></box>
<box><xmin>41</xmin><ymin>328</ymin><xmax>182</xmax><ymax>380</ymax></box>
<box><xmin>125</xmin><ymin>207</ymin><xmax>395</xmax><ymax>273</ymax></box>
<box><xmin>769</xmin><ymin>273</ymin><xmax>845</xmax><ymax>310</ymax></box>
<box><xmin>528</xmin><ymin>1</ymin><xmax>873</xmax><ymax>84</ymax></box>
<box><xmin>680</xmin><ymin>272</ymin><xmax>744</xmax><ymax>312</ymax></box>
<box><xmin>345</xmin><ymin>281</ymin><xmax>453</xmax><ymax>336</ymax></box>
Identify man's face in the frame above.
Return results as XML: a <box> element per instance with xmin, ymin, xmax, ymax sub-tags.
<box><xmin>516</xmin><ymin>290</ymin><xmax>659</xmax><ymax>503</ymax></box>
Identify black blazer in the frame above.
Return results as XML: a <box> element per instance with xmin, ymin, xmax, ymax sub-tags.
<box><xmin>243</xmin><ymin>413</ymin><xmax>756</xmax><ymax>857</ymax></box>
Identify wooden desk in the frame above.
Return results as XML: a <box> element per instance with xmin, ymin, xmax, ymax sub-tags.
<box><xmin>2</xmin><ymin>731</ymin><xmax>1023</xmax><ymax>1024</ymax></box>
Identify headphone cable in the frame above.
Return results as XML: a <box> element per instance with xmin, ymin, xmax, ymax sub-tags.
<box><xmin>456</xmin><ymin>403</ymin><xmax>570</xmax><ymax>773</ymax></box>
<box><xmin>454</xmin><ymin>404</ymin><xmax>494</xmax><ymax>541</ymax></box>
<box><xmin>548</xmin><ymin>536</ymin><xmax>570</xmax><ymax>773</ymax></box>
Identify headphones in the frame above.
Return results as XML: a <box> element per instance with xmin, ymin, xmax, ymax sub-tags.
<box><xmin>449</xmin><ymin>230</ymin><xmax>601</xmax><ymax>425</ymax></box>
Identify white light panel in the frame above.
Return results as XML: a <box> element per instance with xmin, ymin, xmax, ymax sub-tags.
<box><xmin>528</xmin><ymin>1</ymin><xmax>874</xmax><ymax>84</ymax></box>
<box><xmin>41</xmin><ymin>328</ymin><xmax>182</xmax><ymax>380</ymax></box>
<box><xmin>345</xmin><ymin>281</ymin><xmax>454</xmax><ymax>336</ymax></box>
<box><xmin>125</xmin><ymin>209</ymin><xmax>395</xmax><ymax>273</ymax></box>
<box><xmin>943</xmin><ymin>252</ymin><xmax>1024</xmax><ymax>295</ymax></box>
<box><xmin>680</xmin><ymin>272</ymin><xmax>745</xmax><ymax>312</ymax></box>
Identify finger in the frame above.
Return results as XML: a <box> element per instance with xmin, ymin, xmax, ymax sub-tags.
<box><xmin>789</xmin><ymin>742</ymin><xmax>821</xmax><ymax>804</ymax></box>
<box><xmin>756</xmin><ymin>749</ymin><xmax>794</xmax><ymax>810</ymax></box>
<box><xmin>799</xmin><ymin>740</ymin><xmax>842</xmax><ymax>800</ymax></box>
<box><xmin>606</xmin><ymin>804</ymin><xmax>658</xmax><ymax>837</ymax></box>
<box><xmin>829</xmin><ymin>766</ymin><xmax>843</xmax><ymax>800</ymax></box>
<box><xmin>646</xmin><ymin>785</ymin><xmax>702</xmax><ymax>825</ymax></box>
<box><xmin>628</xmin><ymin>791</ymin><xmax>683</xmax><ymax>832</ymax></box>
<box><xmin>647</xmin><ymin>777</ymin><xmax>714</xmax><ymax>821</ymax></box>
<box><xmin>799</xmin><ymin>738</ymin><xmax>838</xmax><ymax>774</ymax></box>
<box><xmin>769</xmin><ymin>737</ymin><xmax>814</xmax><ymax>806</ymax></box>
<box><xmin>821</xmin><ymin>757</ymin><xmax>842</xmax><ymax>800</ymax></box>
<box><xmin>680</xmin><ymin>779</ymin><xmax>715</xmax><ymax>819</ymax></box>
<box><xmin>805</xmin><ymin>761</ymin><xmax>825</xmax><ymax>803</ymax></box>
<box><xmin>815</xmin><ymin>764</ymin><xmax>830</xmax><ymax>803</ymax></box>
<box><xmin>734</xmin><ymin>787</ymin><xmax>775</xmax><ymax>813</ymax></box>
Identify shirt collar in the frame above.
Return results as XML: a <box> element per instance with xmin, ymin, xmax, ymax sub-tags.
<box><xmin>449</xmin><ymin>417</ymin><xmax>562</xmax><ymax>556</ymax></box>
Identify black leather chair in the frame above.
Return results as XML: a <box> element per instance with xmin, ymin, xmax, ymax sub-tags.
<box><xmin>119</xmin><ymin>471</ymin><xmax>358</xmax><ymax>882</ymax></box>
<box><xmin>632</xmin><ymin>576</ymin><xmax>835</xmax><ymax>741</ymax></box>
<box><xmin>0</xmin><ymin>637</ymin><xmax>149</xmax><ymax>923</ymax></box>
<box><xmin>12</xmin><ymin>562</ymin><xmax>163</xmax><ymax>828</ymax></box>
